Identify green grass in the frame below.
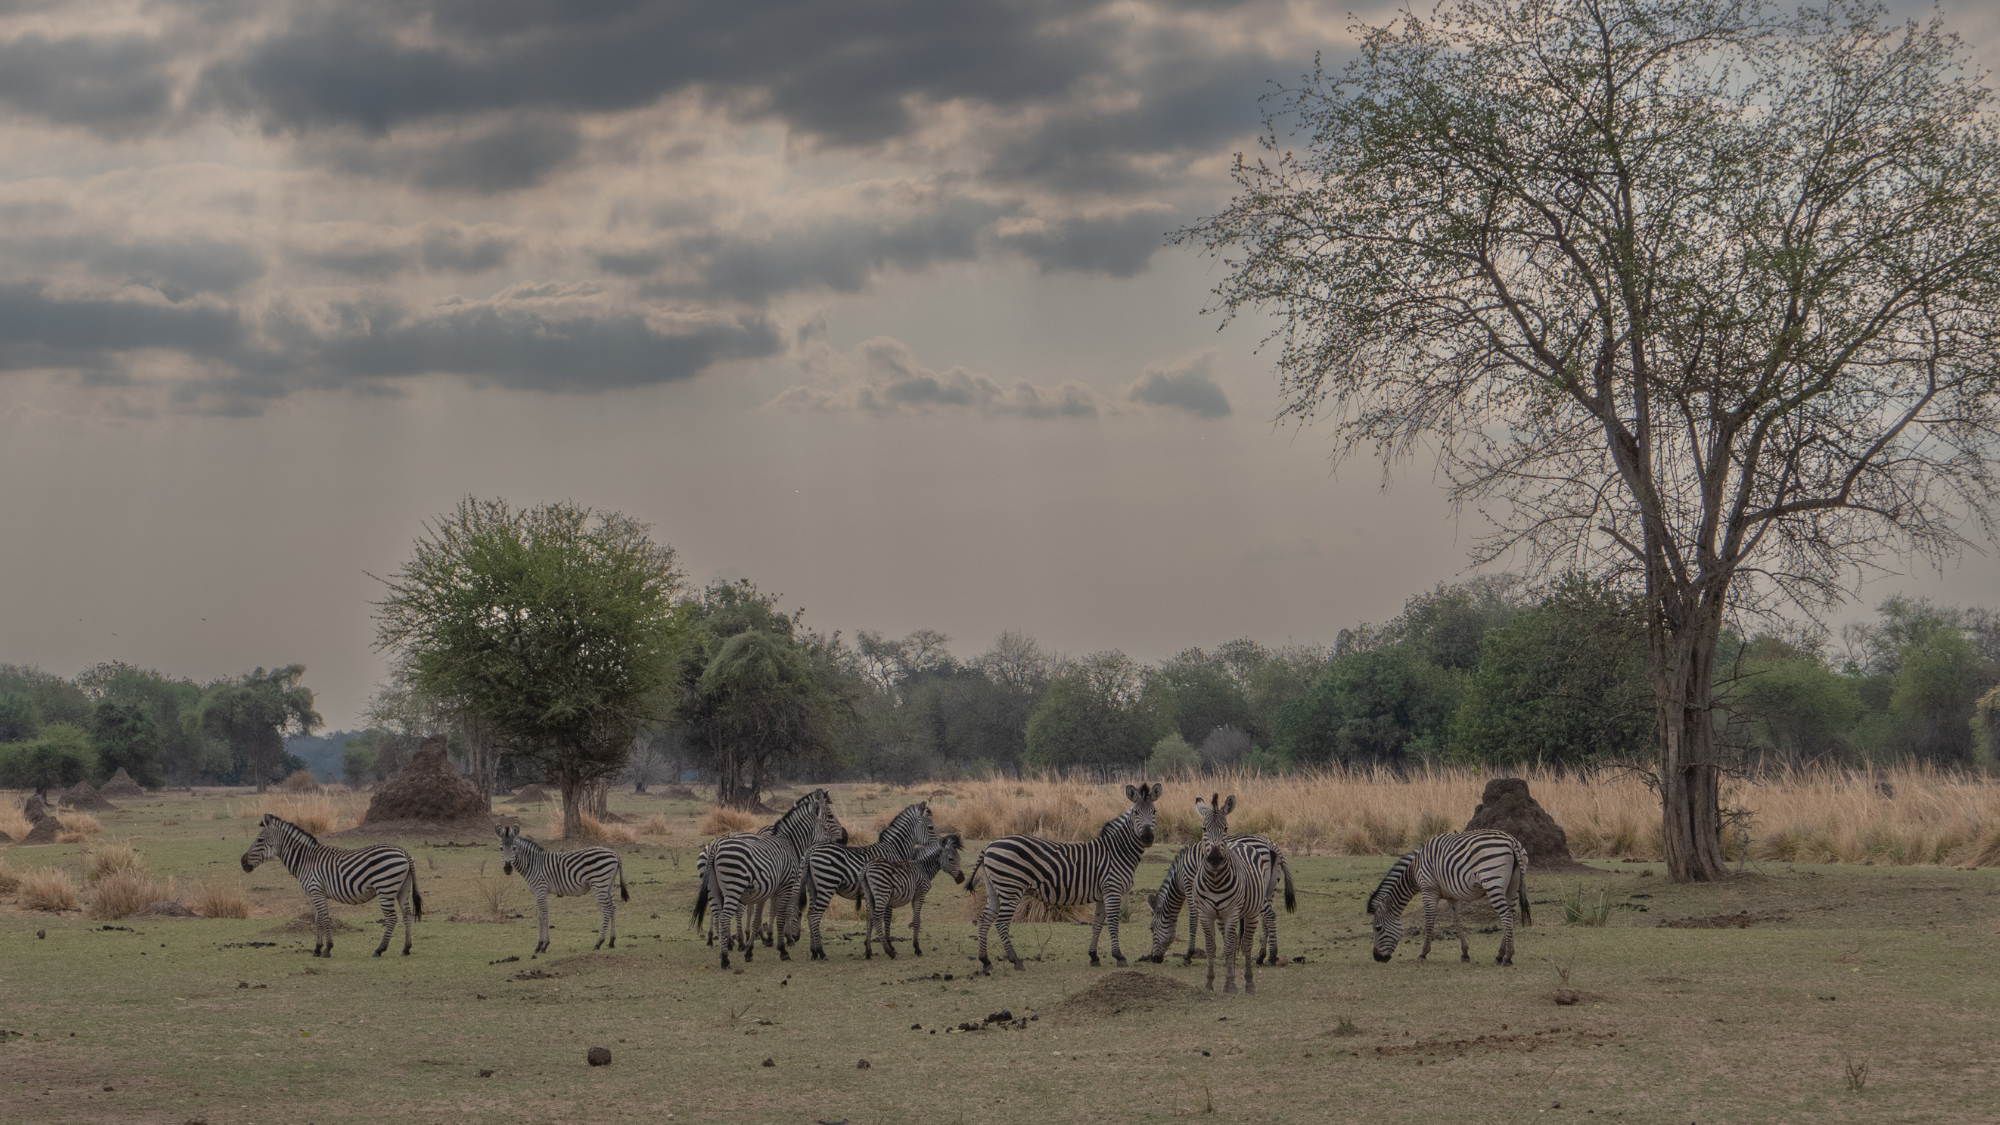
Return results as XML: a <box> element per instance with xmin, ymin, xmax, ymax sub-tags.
<box><xmin>2</xmin><ymin>789</ymin><xmax>1997</xmax><ymax>1124</ymax></box>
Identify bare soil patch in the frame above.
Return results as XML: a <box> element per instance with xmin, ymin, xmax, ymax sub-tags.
<box><xmin>1659</xmin><ymin>911</ymin><xmax>1791</xmax><ymax>929</ymax></box>
<box><xmin>265</xmin><ymin>913</ymin><xmax>362</xmax><ymax>936</ymax></box>
<box><xmin>132</xmin><ymin>901</ymin><xmax>196</xmax><ymax>919</ymax></box>
<box><xmin>1045</xmin><ymin>970</ymin><xmax>1208</xmax><ymax>1023</ymax></box>
<box><xmin>1369</xmin><ymin>1026</ymin><xmax>1621</xmax><ymax>1057</ymax></box>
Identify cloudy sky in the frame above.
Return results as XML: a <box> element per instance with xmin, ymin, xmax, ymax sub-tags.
<box><xmin>2</xmin><ymin>0</ymin><xmax>1997</xmax><ymax>727</ymax></box>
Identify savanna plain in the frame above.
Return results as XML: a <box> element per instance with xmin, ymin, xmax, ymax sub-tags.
<box><xmin>2</xmin><ymin>772</ymin><xmax>1997</xmax><ymax>1125</ymax></box>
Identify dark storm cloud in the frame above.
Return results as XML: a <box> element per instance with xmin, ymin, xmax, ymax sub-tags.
<box><xmin>0</xmin><ymin>283</ymin><xmax>243</xmax><ymax>370</ymax></box>
<box><xmin>1</xmin><ymin>232</ymin><xmax>266</xmax><ymax>297</ymax></box>
<box><xmin>1125</xmin><ymin>352</ymin><xmax>1231</xmax><ymax>417</ymax></box>
<box><xmin>0</xmin><ymin>33</ymin><xmax>175</xmax><ymax>135</ymax></box>
<box><xmin>658</xmin><ymin>197</ymin><xmax>1007</xmax><ymax>302</ymax></box>
<box><xmin>308</xmin><ymin>117</ymin><xmax>583</xmax><ymax>193</ymax></box>
<box><xmin>997</xmin><ymin>210</ymin><xmax>1175</xmax><ymax>278</ymax></box>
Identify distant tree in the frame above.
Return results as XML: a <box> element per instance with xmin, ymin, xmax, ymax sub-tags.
<box><xmin>1147</xmin><ymin>732</ymin><xmax>1203</xmax><ymax>779</ymax></box>
<box><xmin>88</xmin><ymin>700</ymin><xmax>162</xmax><ymax>788</ymax></box>
<box><xmin>196</xmin><ymin>666</ymin><xmax>322</xmax><ymax>793</ymax></box>
<box><xmin>1143</xmin><ymin>652</ymin><xmax>1256</xmax><ymax>747</ymax></box>
<box><xmin>89</xmin><ymin>665</ymin><xmax>210</xmax><ymax>783</ymax></box>
<box><xmin>1187</xmin><ymin>0</ymin><xmax>2000</xmax><ymax>878</ymax></box>
<box><xmin>0</xmin><ymin>692</ymin><xmax>36</xmax><ymax>743</ymax></box>
<box><xmin>342</xmin><ymin>737</ymin><xmax>379</xmax><ymax>788</ymax></box>
<box><xmin>693</xmin><ymin>630</ymin><xmax>837</xmax><ymax>807</ymax></box>
<box><xmin>0</xmin><ymin>665</ymin><xmax>91</xmax><ymax>729</ymax></box>
<box><xmin>1276</xmin><ymin>646</ymin><xmax>1458</xmax><ymax>768</ymax></box>
<box><xmin>1023</xmin><ymin>653</ymin><xmax>1152</xmax><ymax>774</ymax></box>
<box><xmin>1717</xmin><ymin>633</ymin><xmax>1861</xmax><ymax>768</ymax></box>
<box><xmin>1843</xmin><ymin>597</ymin><xmax>2000</xmax><ymax>766</ymax></box>
<box><xmin>0</xmin><ymin>722</ymin><xmax>94</xmax><ymax>797</ymax></box>
<box><xmin>375</xmin><ymin>498</ymin><xmax>683</xmax><ymax>836</ymax></box>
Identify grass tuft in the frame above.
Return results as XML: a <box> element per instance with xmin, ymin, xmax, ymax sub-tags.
<box><xmin>84</xmin><ymin>839</ymin><xmax>146</xmax><ymax>885</ymax></box>
<box><xmin>20</xmin><ymin>867</ymin><xmax>79</xmax><ymax>911</ymax></box>
<box><xmin>700</xmin><ymin>807</ymin><xmax>758</xmax><ymax>836</ymax></box>
<box><xmin>190</xmin><ymin>880</ymin><xmax>252</xmax><ymax>919</ymax></box>
<box><xmin>55</xmin><ymin>812</ymin><xmax>103</xmax><ymax>835</ymax></box>
<box><xmin>88</xmin><ymin>872</ymin><xmax>175</xmax><ymax>920</ymax></box>
<box><xmin>0</xmin><ymin>859</ymin><xmax>20</xmax><ymax>895</ymax></box>
<box><xmin>1563</xmin><ymin>886</ymin><xmax>1612</xmax><ymax>926</ymax></box>
<box><xmin>0</xmin><ymin>802</ymin><xmax>31</xmax><ymax>840</ymax></box>
<box><xmin>635</xmin><ymin>813</ymin><xmax>671</xmax><ymax>836</ymax></box>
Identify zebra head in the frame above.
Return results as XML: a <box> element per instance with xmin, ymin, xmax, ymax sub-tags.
<box><xmin>1144</xmin><ymin>858</ymin><xmax>1183</xmax><ymax>962</ymax></box>
<box><xmin>813</xmin><ymin>788</ymin><xmax>848</xmax><ymax>846</ymax></box>
<box><xmin>241</xmin><ymin>813</ymin><xmax>307</xmax><ymax>873</ymax></box>
<box><xmin>880</xmin><ymin>801</ymin><xmax>936</xmax><ymax>856</ymax></box>
<box><xmin>936</xmin><ymin>833</ymin><xmax>965</xmax><ymax>883</ymax></box>
<box><xmin>1123</xmin><ymin>782</ymin><xmax>1162</xmax><ymax>847</ymax></box>
<box><xmin>1367</xmin><ymin>851</ymin><xmax>1418</xmax><ymax>962</ymax></box>
<box><xmin>1195</xmin><ymin>793</ymin><xmax>1236</xmax><ymax>866</ymax></box>
<box><xmin>496</xmin><ymin>823</ymin><xmax>523</xmax><ymax>876</ymax></box>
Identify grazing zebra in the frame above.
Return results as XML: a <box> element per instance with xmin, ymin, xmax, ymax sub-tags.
<box><xmin>964</xmin><ymin>781</ymin><xmax>1161</xmax><ymax>973</ymax></box>
<box><xmin>692</xmin><ymin>788</ymin><xmax>845</xmax><ymax>968</ymax></box>
<box><xmin>496</xmin><ymin>824</ymin><xmax>629</xmax><ymax>955</ymax></box>
<box><xmin>1368</xmin><ymin>830</ymin><xmax>1531</xmax><ymax>965</ymax></box>
<box><xmin>804</xmin><ymin>801</ymin><xmax>937</xmax><ymax>960</ymax></box>
<box><xmin>1186</xmin><ymin>794</ymin><xmax>1269</xmax><ymax>993</ymax></box>
<box><xmin>240</xmin><ymin>814</ymin><xmax>422</xmax><ymax>958</ymax></box>
<box><xmin>1144</xmin><ymin>833</ymin><xmax>1295</xmax><ymax>967</ymax></box>
<box><xmin>858</xmin><ymin>833</ymin><xmax>964</xmax><ymax>959</ymax></box>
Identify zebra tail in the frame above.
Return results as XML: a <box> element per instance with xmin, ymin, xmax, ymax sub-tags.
<box><xmin>410</xmin><ymin>872</ymin><xmax>424</xmax><ymax>921</ymax></box>
<box><xmin>1515</xmin><ymin>860</ymin><xmax>1531</xmax><ymax>926</ymax></box>
<box><xmin>1280</xmin><ymin>854</ymin><xmax>1296</xmax><ymax>914</ymax></box>
<box><xmin>619</xmin><ymin>862</ymin><xmax>630</xmax><ymax>903</ymax></box>
<box><xmin>692</xmin><ymin>877</ymin><xmax>710</xmax><ymax>929</ymax></box>
<box><xmin>964</xmin><ymin>855</ymin><xmax>985</xmax><ymax>895</ymax></box>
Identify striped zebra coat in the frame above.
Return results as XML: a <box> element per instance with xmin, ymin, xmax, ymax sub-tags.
<box><xmin>497</xmin><ymin>824</ymin><xmax>629</xmax><ymax>955</ymax></box>
<box><xmin>858</xmin><ymin>833</ymin><xmax>964</xmax><ymax>960</ymax></box>
<box><xmin>1368</xmin><ymin>830</ymin><xmax>1531</xmax><ymax>965</ymax></box>
<box><xmin>1145</xmin><ymin>832</ymin><xmax>1295</xmax><ymax>967</ymax></box>
<box><xmin>1189</xmin><ymin>794</ymin><xmax>1268</xmax><ymax>993</ymax></box>
<box><xmin>240</xmin><ymin>814</ymin><xmax>422</xmax><ymax>958</ymax></box>
<box><xmin>803</xmin><ymin>801</ymin><xmax>936</xmax><ymax>960</ymax></box>
<box><xmin>692</xmin><ymin>788</ymin><xmax>846</xmax><ymax>968</ymax></box>
<box><xmin>965</xmin><ymin>781</ymin><xmax>1161</xmax><ymax>973</ymax></box>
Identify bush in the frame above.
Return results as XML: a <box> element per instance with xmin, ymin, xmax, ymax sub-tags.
<box><xmin>88</xmin><ymin>872</ymin><xmax>173</xmax><ymax>920</ymax></box>
<box><xmin>1562</xmin><ymin>886</ymin><xmax>1611</xmax><ymax>926</ymax></box>
<box><xmin>635</xmin><ymin>813</ymin><xmax>671</xmax><ymax>836</ymax></box>
<box><xmin>190</xmin><ymin>881</ymin><xmax>251</xmax><ymax>919</ymax></box>
<box><xmin>55</xmin><ymin>812</ymin><xmax>103</xmax><ymax>836</ymax></box>
<box><xmin>20</xmin><ymin>868</ymin><xmax>78</xmax><ymax>912</ymax></box>
<box><xmin>282</xmin><ymin>769</ymin><xmax>322</xmax><ymax>793</ymax></box>
<box><xmin>84</xmin><ymin>840</ymin><xmax>144</xmax><ymax>885</ymax></box>
<box><xmin>700</xmin><ymin>807</ymin><xmax>758</xmax><ymax>835</ymax></box>
<box><xmin>0</xmin><ymin>723</ymin><xmax>96</xmax><ymax>795</ymax></box>
<box><xmin>1147</xmin><ymin>734</ymin><xmax>1203</xmax><ymax>779</ymax></box>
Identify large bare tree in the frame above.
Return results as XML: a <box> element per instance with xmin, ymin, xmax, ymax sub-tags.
<box><xmin>1184</xmin><ymin>0</ymin><xmax>2000</xmax><ymax>879</ymax></box>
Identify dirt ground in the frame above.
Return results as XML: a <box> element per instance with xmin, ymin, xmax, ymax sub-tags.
<box><xmin>1</xmin><ymin>786</ymin><xmax>1996</xmax><ymax>1124</ymax></box>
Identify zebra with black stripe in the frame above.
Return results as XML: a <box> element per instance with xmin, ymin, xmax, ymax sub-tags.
<box><xmin>240</xmin><ymin>814</ymin><xmax>422</xmax><ymax>958</ymax></box>
<box><xmin>1145</xmin><ymin>832</ymin><xmax>1295</xmax><ymax>967</ymax></box>
<box><xmin>1185</xmin><ymin>794</ymin><xmax>1269</xmax><ymax>993</ymax></box>
<box><xmin>1368</xmin><ymin>830</ymin><xmax>1531</xmax><ymax>965</ymax></box>
<box><xmin>964</xmin><ymin>781</ymin><xmax>1161</xmax><ymax>973</ymax></box>
<box><xmin>804</xmin><ymin>801</ymin><xmax>937</xmax><ymax>959</ymax></box>
<box><xmin>692</xmin><ymin>788</ymin><xmax>845</xmax><ymax>968</ymax></box>
<box><xmin>496</xmin><ymin>823</ymin><xmax>629</xmax><ymax>955</ymax></box>
<box><xmin>858</xmin><ymin>833</ymin><xmax>964</xmax><ymax>959</ymax></box>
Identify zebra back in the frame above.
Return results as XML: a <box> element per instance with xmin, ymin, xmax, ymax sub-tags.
<box><xmin>1368</xmin><ymin>830</ymin><xmax>1528</xmax><ymax>961</ymax></box>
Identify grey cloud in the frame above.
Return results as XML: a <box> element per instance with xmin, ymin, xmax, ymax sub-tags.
<box><xmin>0</xmin><ymin>33</ymin><xmax>174</xmax><ymax>135</ymax></box>
<box><xmin>309</xmin><ymin>116</ymin><xmax>583</xmax><ymax>193</ymax></box>
<box><xmin>772</xmin><ymin>332</ymin><xmax>1111</xmax><ymax>419</ymax></box>
<box><xmin>997</xmin><ymin>209</ymin><xmax>1173</xmax><ymax>278</ymax></box>
<box><xmin>1126</xmin><ymin>351</ymin><xmax>1230</xmax><ymax>418</ymax></box>
<box><xmin>291</xmin><ymin>223</ymin><xmax>519</xmax><ymax>279</ymax></box>
<box><xmin>0</xmin><ymin>283</ymin><xmax>242</xmax><ymax>372</ymax></box>
<box><xmin>662</xmin><ymin>196</ymin><xmax>1006</xmax><ymax>302</ymax></box>
<box><xmin>92</xmin><ymin>239</ymin><xmax>266</xmax><ymax>299</ymax></box>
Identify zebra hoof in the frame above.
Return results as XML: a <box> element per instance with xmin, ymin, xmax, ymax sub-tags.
<box><xmin>1011</xmin><ymin>961</ymin><xmax>1025</xmax><ymax>972</ymax></box>
<box><xmin>373</xmin><ymin>950</ymin><xmax>384</xmax><ymax>958</ymax></box>
<box><xmin>1113</xmin><ymin>956</ymin><xmax>1128</xmax><ymax>968</ymax></box>
<box><xmin>403</xmin><ymin>947</ymin><xmax>412</xmax><ymax>956</ymax></box>
<box><xmin>1088</xmin><ymin>953</ymin><xmax>1100</xmax><ymax>967</ymax></box>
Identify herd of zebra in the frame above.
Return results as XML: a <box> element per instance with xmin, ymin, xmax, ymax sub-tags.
<box><xmin>238</xmin><ymin>784</ymin><xmax>1535</xmax><ymax>991</ymax></box>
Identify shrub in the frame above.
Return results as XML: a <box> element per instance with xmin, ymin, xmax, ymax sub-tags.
<box><xmin>470</xmin><ymin>865</ymin><xmax>514</xmax><ymax>918</ymax></box>
<box><xmin>54</xmin><ymin>812</ymin><xmax>102</xmax><ymax>836</ymax></box>
<box><xmin>83</xmin><ymin>840</ymin><xmax>144</xmax><ymax>885</ymax></box>
<box><xmin>573</xmin><ymin>812</ymin><xmax>637</xmax><ymax>844</ymax></box>
<box><xmin>0</xmin><ymin>801</ymin><xmax>31</xmax><ymax>840</ymax></box>
<box><xmin>88</xmin><ymin>872</ymin><xmax>173</xmax><ymax>920</ymax></box>
<box><xmin>282</xmin><ymin>769</ymin><xmax>322</xmax><ymax>793</ymax></box>
<box><xmin>1147</xmin><ymin>734</ymin><xmax>1203</xmax><ymax>779</ymax></box>
<box><xmin>257</xmin><ymin>793</ymin><xmax>353</xmax><ymax>835</ymax></box>
<box><xmin>20</xmin><ymin>868</ymin><xmax>78</xmax><ymax>912</ymax></box>
<box><xmin>700</xmin><ymin>807</ymin><xmax>758</xmax><ymax>836</ymax></box>
<box><xmin>636</xmin><ymin>813</ymin><xmax>671</xmax><ymax>836</ymax></box>
<box><xmin>1562</xmin><ymin>886</ymin><xmax>1611</xmax><ymax>926</ymax></box>
<box><xmin>190</xmin><ymin>881</ymin><xmax>251</xmax><ymax>919</ymax></box>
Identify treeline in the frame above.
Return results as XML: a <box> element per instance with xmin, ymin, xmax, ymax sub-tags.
<box><xmin>0</xmin><ymin>664</ymin><xmax>320</xmax><ymax>794</ymax></box>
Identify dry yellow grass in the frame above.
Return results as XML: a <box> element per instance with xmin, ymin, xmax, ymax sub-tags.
<box><xmin>635</xmin><ymin>813</ymin><xmax>671</xmax><ymax>836</ymax></box>
<box><xmin>282</xmin><ymin>769</ymin><xmax>323</xmax><ymax>793</ymax></box>
<box><xmin>246</xmin><ymin>792</ymin><xmax>366</xmax><ymax>835</ymax></box>
<box><xmin>19</xmin><ymin>867</ymin><xmax>78</xmax><ymax>912</ymax></box>
<box><xmin>699</xmin><ymin>807</ymin><xmax>758</xmax><ymax>835</ymax></box>
<box><xmin>87</xmin><ymin>872</ymin><xmax>175</xmax><ymax>920</ymax></box>
<box><xmin>189</xmin><ymin>880</ymin><xmax>251</xmax><ymax>919</ymax></box>
<box><xmin>0</xmin><ymin>859</ymin><xmax>20</xmax><ymax>895</ymax></box>
<box><xmin>939</xmin><ymin>765</ymin><xmax>2000</xmax><ymax>867</ymax></box>
<box><xmin>0</xmin><ymin>801</ymin><xmax>31</xmax><ymax>840</ymax></box>
<box><xmin>542</xmin><ymin>811</ymin><xmax>639</xmax><ymax>843</ymax></box>
<box><xmin>55</xmin><ymin>811</ymin><xmax>102</xmax><ymax>835</ymax></box>
<box><xmin>83</xmin><ymin>839</ymin><xmax>145</xmax><ymax>885</ymax></box>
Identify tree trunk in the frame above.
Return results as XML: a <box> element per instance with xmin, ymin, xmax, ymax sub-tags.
<box><xmin>560</xmin><ymin>766</ymin><xmax>584</xmax><ymax>838</ymax></box>
<box><xmin>1653</xmin><ymin>595</ymin><xmax>1729</xmax><ymax>882</ymax></box>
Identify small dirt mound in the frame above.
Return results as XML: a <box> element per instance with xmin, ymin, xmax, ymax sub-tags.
<box><xmin>15</xmin><ymin>795</ymin><xmax>62</xmax><ymax>844</ymax></box>
<box><xmin>61</xmin><ymin>783</ymin><xmax>117</xmax><ymax>812</ymax></box>
<box><xmin>1660</xmin><ymin>911</ymin><xmax>1790</xmax><ymax>929</ymax></box>
<box><xmin>133</xmin><ymin>901</ymin><xmax>198</xmax><ymax>919</ymax></box>
<box><xmin>1047</xmin><ymin>970</ymin><xmax>1208</xmax><ymax>1023</ymax></box>
<box><xmin>1464</xmin><ymin>778</ymin><xmax>1592</xmax><ymax>871</ymax></box>
<box><xmin>363</xmin><ymin>736</ymin><xmax>489</xmax><ymax>824</ymax></box>
<box><xmin>512</xmin><ymin>784</ymin><xmax>554</xmax><ymax>803</ymax></box>
<box><xmin>100</xmin><ymin>769</ymin><xmax>147</xmax><ymax>799</ymax></box>
<box><xmin>266</xmin><ymin>913</ymin><xmax>362</xmax><ymax>935</ymax></box>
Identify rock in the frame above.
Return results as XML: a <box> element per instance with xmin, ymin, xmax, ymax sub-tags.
<box><xmin>363</xmin><ymin>736</ymin><xmax>489</xmax><ymax>824</ymax></box>
<box><xmin>100</xmin><ymin>768</ymin><xmax>148</xmax><ymax>798</ymax></box>
<box><xmin>1464</xmin><ymin>778</ymin><xmax>1575</xmax><ymax>866</ymax></box>
<box><xmin>1554</xmin><ymin>989</ymin><xmax>1580</xmax><ymax>1006</ymax></box>
<box><xmin>761</xmin><ymin>1057</ymin><xmax>776</xmax><ymax>1067</ymax></box>
<box><xmin>856</xmin><ymin>1059</ymin><xmax>871</xmax><ymax>1069</ymax></box>
<box><xmin>586</xmin><ymin>1047</ymin><xmax>612</xmax><ymax>1067</ymax></box>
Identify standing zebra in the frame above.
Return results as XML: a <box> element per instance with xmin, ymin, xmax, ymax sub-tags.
<box><xmin>1187</xmin><ymin>794</ymin><xmax>1268</xmax><ymax>993</ymax></box>
<box><xmin>496</xmin><ymin>824</ymin><xmax>629</xmax><ymax>955</ymax></box>
<box><xmin>803</xmin><ymin>801</ymin><xmax>937</xmax><ymax>960</ymax></box>
<box><xmin>964</xmin><ymin>781</ymin><xmax>1161</xmax><ymax>973</ymax></box>
<box><xmin>1368</xmin><ymin>829</ymin><xmax>1531</xmax><ymax>965</ymax></box>
<box><xmin>692</xmin><ymin>788</ymin><xmax>845</xmax><ymax>968</ymax></box>
<box><xmin>1145</xmin><ymin>832</ymin><xmax>1295</xmax><ymax>967</ymax></box>
<box><xmin>240</xmin><ymin>814</ymin><xmax>422</xmax><ymax>958</ymax></box>
<box><xmin>858</xmin><ymin>833</ymin><xmax>964</xmax><ymax>959</ymax></box>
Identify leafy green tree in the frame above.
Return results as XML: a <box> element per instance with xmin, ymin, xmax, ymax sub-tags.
<box><xmin>0</xmin><ymin>665</ymin><xmax>91</xmax><ymax>729</ymax></box>
<box><xmin>342</xmin><ymin>738</ymin><xmax>379</xmax><ymax>788</ymax></box>
<box><xmin>89</xmin><ymin>700</ymin><xmax>162</xmax><ymax>788</ymax></box>
<box><xmin>0</xmin><ymin>692</ymin><xmax>36</xmax><ymax>742</ymax></box>
<box><xmin>0</xmin><ymin>722</ymin><xmax>94</xmax><ymax>797</ymax></box>
<box><xmin>1147</xmin><ymin>733</ymin><xmax>1202</xmax><ymax>779</ymax></box>
<box><xmin>1143</xmin><ymin>652</ymin><xmax>1256</xmax><ymax>747</ymax></box>
<box><xmin>1185</xmin><ymin>0</ymin><xmax>2000</xmax><ymax>878</ymax></box>
<box><xmin>1450</xmin><ymin>579</ymin><xmax>1653</xmax><ymax>766</ymax></box>
<box><xmin>692</xmin><ymin>630</ymin><xmax>838</xmax><ymax>807</ymax></box>
<box><xmin>197</xmin><ymin>666</ymin><xmax>322</xmax><ymax>793</ymax></box>
<box><xmin>1275</xmin><ymin>645</ymin><xmax>1459</xmax><ymax>768</ymax></box>
<box><xmin>375</xmin><ymin>498</ymin><xmax>683</xmax><ymax>835</ymax></box>
<box><xmin>1023</xmin><ymin>653</ymin><xmax>1153</xmax><ymax>774</ymax></box>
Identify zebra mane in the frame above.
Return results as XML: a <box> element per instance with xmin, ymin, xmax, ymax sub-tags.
<box><xmin>511</xmin><ymin>833</ymin><xmax>546</xmax><ymax>855</ymax></box>
<box><xmin>879</xmin><ymin>802</ymin><xmax>932</xmax><ymax>851</ymax></box>
<box><xmin>1367</xmin><ymin>851</ymin><xmax>1419</xmax><ymax>914</ymax></box>
<box><xmin>765</xmin><ymin>789</ymin><xmax>828</xmax><ymax>843</ymax></box>
<box><xmin>264</xmin><ymin>814</ymin><xmax>320</xmax><ymax>848</ymax></box>
<box><xmin>1097</xmin><ymin>809</ymin><xmax>1134</xmax><ymax>840</ymax></box>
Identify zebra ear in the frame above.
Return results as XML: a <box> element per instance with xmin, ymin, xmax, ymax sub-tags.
<box><xmin>1221</xmin><ymin>795</ymin><xmax>1235</xmax><ymax>815</ymax></box>
<box><xmin>1194</xmin><ymin>797</ymin><xmax>1211</xmax><ymax>817</ymax></box>
<box><xmin>1124</xmin><ymin>783</ymin><xmax>1139</xmax><ymax>801</ymax></box>
<box><xmin>1148</xmin><ymin>782</ymin><xmax>1162</xmax><ymax>802</ymax></box>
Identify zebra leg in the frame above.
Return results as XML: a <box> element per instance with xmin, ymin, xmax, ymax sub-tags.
<box><xmin>1221</xmin><ymin>907</ymin><xmax>1241</xmax><ymax>994</ymax></box>
<box><xmin>1087</xmin><ymin>899</ymin><xmax>1105</xmax><ymax>967</ymax></box>
<box><xmin>1258</xmin><ymin>899</ymin><xmax>1278</xmax><ymax>965</ymax></box>
<box><xmin>1242</xmin><ymin>911</ymin><xmax>1257</xmax><ymax>994</ymax></box>
<box><xmin>535</xmin><ymin>886</ymin><xmax>552</xmax><ymax>955</ymax></box>
<box><xmin>992</xmin><ymin>891</ymin><xmax>1025</xmax><ymax>971</ymax></box>
<box><xmin>1450</xmin><ymin>900</ymin><xmax>1470</xmax><ymax>962</ymax></box>
<box><xmin>373</xmin><ymin>891</ymin><xmax>396</xmax><ymax>957</ymax></box>
<box><xmin>1417</xmin><ymin>890</ymin><xmax>1439</xmax><ymax>962</ymax></box>
<box><xmin>309</xmin><ymin>888</ymin><xmax>331</xmax><ymax>958</ymax></box>
<box><xmin>1201</xmin><ymin>905</ymin><xmax>1219</xmax><ymax>991</ymax></box>
<box><xmin>716</xmin><ymin>894</ymin><xmax>736</xmax><ymax>970</ymax></box>
<box><xmin>595</xmin><ymin>884</ymin><xmax>615</xmax><ymax>951</ymax></box>
<box><xmin>401</xmin><ymin>878</ymin><xmax>415</xmax><ymax>955</ymax></box>
<box><xmin>976</xmin><ymin>884</ymin><xmax>997</xmax><ymax>973</ymax></box>
<box><xmin>910</xmin><ymin>889</ymin><xmax>926</xmax><ymax>957</ymax></box>
<box><xmin>807</xmin><ymin>889</ymin><xmax>830</xmax><ymax>961</ymax></box>
<box><xmin>1184</xmin><ymin>895</ymin><xmax>1199</xmax><ymax>966</ymax></box>
<box><xmin>1104</xmin><ymin>890</ymin><xmax>1129</xmax><ymax>967</ymax></box>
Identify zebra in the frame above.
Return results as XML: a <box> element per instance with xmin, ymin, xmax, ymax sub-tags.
<box><xmin>1367</xmin><ymin>829</ymin><xmax>1531</xmax><ymax>965</ymax></box>
<box><xmin>496</xmin><ymin>823</ymin><xmax>629</xmax><ymax>955</ymax></box>
<box><xmin>240</xmin><ymin>813</ymin><xmax>422</xmax><ymax>958</ymax></box>
<box><xmin>964</xmin><ymin>781</ymin><xmax>1161</xmax><ymax>973</ymax></box>
<box><xmin>1144</xmin><ymin>832</ymin><xmax>1295</xmax><ymax>967</ymax></box>
<box><xmin>803</xmin><ymin>801</ymin><xmax>937</xmax><ymax>959</ymax></box>
<box><xmin>696</xmin><ymin>793</ymin><xmax>847</xmax><ymax>950</ymax></box>
<box><xmin>692</xmin><ymin>788</ymin><xmax>845</xmax><ymax>968</ymax></box>
<box><xmin>858</xmin><ymin>833</ymin><xmax>964</xmax><ymax>959</ymax></box>
<box><xmin>1183</xmin><ymin>794</ymin><xmax>1270</xmax><ymax>993</ymax></box>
